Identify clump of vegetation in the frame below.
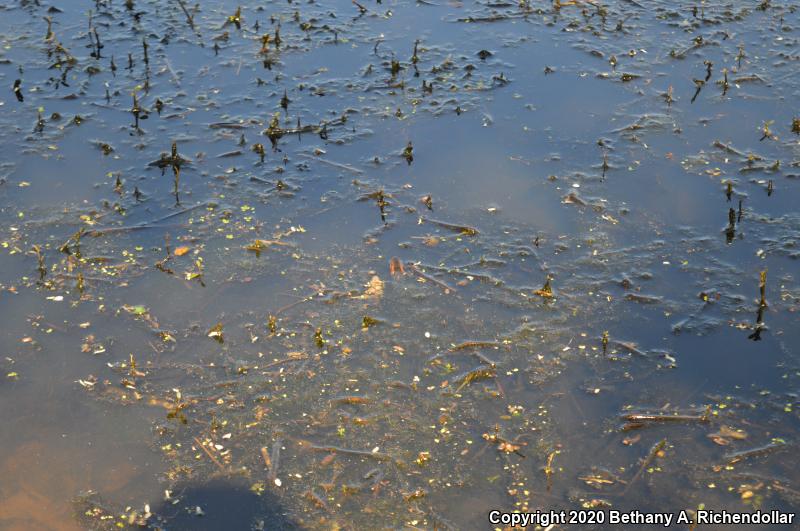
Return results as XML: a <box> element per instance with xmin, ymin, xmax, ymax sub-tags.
<box><xmin>402</xmin><ymin>141</ymin><xmax>413</xmax><ymax>164</ymax></box>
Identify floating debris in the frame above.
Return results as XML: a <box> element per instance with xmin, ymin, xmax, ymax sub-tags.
<box><xmin>534</xmin><ymin>275</ymin><xmax>554</xmax><ymax>298</ymax></box>
<box><xmin>621</xmin><ymin>407</ymin><xmax>710</xmax><ymax>430</ymax></box>
<box><xmin>207</xmin><ymin>322</ymin><xmax>224</xmax><ymax>343</ymax></box>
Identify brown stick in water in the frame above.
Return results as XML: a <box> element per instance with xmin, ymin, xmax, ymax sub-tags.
<box><xmin>193</xmin><ymin>437</ymin><xmax>226</xmax><ymax>471</ymax></box>
<box><xmin>623</xmin><ymin>439</ymin><xmax>666</xmax><ymax>495</ymax></box>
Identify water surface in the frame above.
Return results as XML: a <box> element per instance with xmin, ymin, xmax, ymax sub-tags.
<box><xmin>1</xmin><ymin>0</ymin><xmax>799</xmax><ymax>529</ymax></box>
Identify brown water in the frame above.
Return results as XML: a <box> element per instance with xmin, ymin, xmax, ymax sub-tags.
<box><xmin>1</xmin><ymin>0</ymin><xmax>799</xmax><ymax>529</ymax></box>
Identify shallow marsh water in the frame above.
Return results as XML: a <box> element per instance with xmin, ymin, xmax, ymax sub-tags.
<box><xmin>0</xmin><ymin>0</ymin><xmax>799</xmax><ymax>529</ymax></box>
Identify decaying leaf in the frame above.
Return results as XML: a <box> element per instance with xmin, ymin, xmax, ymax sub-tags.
<box><xmin>362</xmin><ymin>275</ymin><xmax>384</xmax><ymax>299</ymax></box>
<box><xmin>708</xmin><ymin>425</ymin><xmax>748</xmax><ymax>445</ymax></box>
<box><xmin>534</xmin><ymin>276</ymin><xmax>554</xmax><ymax>298</ymax></box>
<box><xmin>389</xmin><ymin>257</ymin><xmax>405</xmax><ymax>276</ymax></box>
<box><xmin>207</xmin><ymin>322</ymin><xmax>224</xmax><ymax>343</ymax></box>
